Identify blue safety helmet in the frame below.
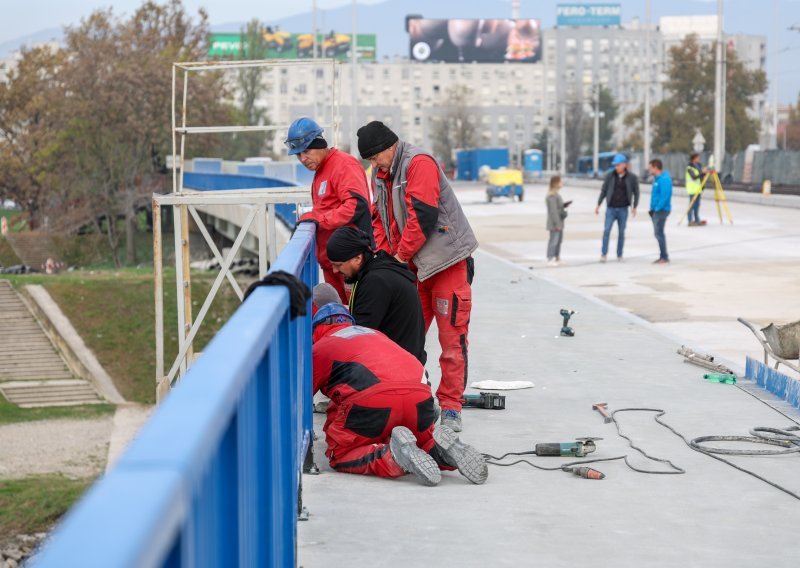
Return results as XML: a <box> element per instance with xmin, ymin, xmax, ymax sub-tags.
<box><xmin>285</xmin><ymin>117</ymin><xmax>325</xmax><ymax>155</ymax></box>
<box><xmin>312</xmin><ymin>303</ymin><xmax>354</xmax><ymax>328</ymax></box>
<box><xmin>611</xmin><ymin>153</ymin><xmax>628</xmax><ymax>166</ymax></box>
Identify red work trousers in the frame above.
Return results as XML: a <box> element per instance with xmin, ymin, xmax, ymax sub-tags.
<box><xmin>418</xmin><ymin>259</ymin><xmax>472</xmax><ymax>412</ymax></box>
<box><xmin>326</xmin><ymin>387</ymin><xmax>437</xmax><ymax>478</ymax></box>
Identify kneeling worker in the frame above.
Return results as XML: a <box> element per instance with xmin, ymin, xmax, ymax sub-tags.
<box><xmin>326</xmin><ymin>226</ymin><xmax>426</xmax><ymax>365</ymax></box>
<box><xmin>312</xmin><ymin>303</ymin><xmax>487</xmax><ymax>486</ymax></box>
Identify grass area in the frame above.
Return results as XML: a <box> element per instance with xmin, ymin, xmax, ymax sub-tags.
<box><xmin>1</xmin><ymin>268</ymin><xmax>242</xmax><ymax>404</ymax></box>
<box><xmin>0</xmin><ymin>396</ymin><xmax>115</xmax><ymax>426</ymax></box>
<box><xmin>0</xmin><ymin>475</ymin><xmax>91</xmax><ymax>542</ymax></box>
<box><xmin>0</xmin><ymin>236</ymin><xmax>22</xmax><ymax>266</ymax></box>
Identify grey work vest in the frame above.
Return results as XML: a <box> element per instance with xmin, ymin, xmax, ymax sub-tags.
<box><xmin>372</xmin><ymin>140</ymin><xmax>478</xmax><ymax>281</ymax></box>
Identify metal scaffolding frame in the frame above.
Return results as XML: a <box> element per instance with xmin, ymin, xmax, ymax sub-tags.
<box><xmin>154</xmin><ymin>58</ymin><xmax>341</xmax><ymax>399</ymax></box>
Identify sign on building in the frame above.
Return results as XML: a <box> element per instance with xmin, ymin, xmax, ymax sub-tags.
<box><xmin>208</xmin><ymin>31</ymin><xmax>377</xmax><ymax>61</ymax></box>
<box><xmin>556</xmin><ymin>4</ymin><xmax>622</xmax><ymax>27</ymax></box>
<box><xmin>407</xmin><ymin>18</ymin><xmax>542</xmax><ymax>63</ymax></box>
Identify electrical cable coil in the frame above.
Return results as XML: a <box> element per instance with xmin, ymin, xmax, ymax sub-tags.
<box><xmin>484</xmin><ymin>408</ymin><xmax>800</xmax><ymax>501</ymax></box>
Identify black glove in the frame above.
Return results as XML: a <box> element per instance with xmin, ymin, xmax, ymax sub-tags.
<box><xmin>243</xmin><ymin>270</ymin><xmax>311</xmax><ymax>319</ymax></box>
<box><xmin>648</xmin><ymin>210</ymin><xmax>654</xmax><ymax>218</ymax></box>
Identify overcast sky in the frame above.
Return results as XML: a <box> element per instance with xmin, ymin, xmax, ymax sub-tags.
<box><xmin>0</xmin><ymin>0</ymin><xmax>384</xmax><ymax>41</ymax></box>
<box><xmin>2</xmin><ymin>0</ymin><xmax>800</xmax><ymax>103</ymax></box>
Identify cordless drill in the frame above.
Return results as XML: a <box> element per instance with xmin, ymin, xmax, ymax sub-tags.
<box><xmin>560</xmin><ymin>309</ymin><xmax>576</xmax><ymax>336</ymax></box>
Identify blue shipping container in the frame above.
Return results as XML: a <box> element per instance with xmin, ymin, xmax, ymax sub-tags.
<box><xmin>456</xmin><ymin>148</ymin><xmax>510</xmax><ymax>181</ymax></box>
<box><xmin>456</xmin><ymin>150</ymin><xmax>474</xmax><ymax>181</ymax></box>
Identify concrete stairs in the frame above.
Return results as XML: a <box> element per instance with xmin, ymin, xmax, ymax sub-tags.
<box><xmin>0</xmin><ymin>280</ymin><xmax>102</xmax><ymax>407</ymax></box>
<box><xmin>3</xmin><ymin>232</ymin><xmax>59</xmax><ymax>270</ymax></box>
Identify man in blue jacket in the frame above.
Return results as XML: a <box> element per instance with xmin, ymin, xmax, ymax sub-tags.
<box><xmin>648</xmin><ymin>159</ymin><xmax>672</xmax><ymax>265</ymax></box>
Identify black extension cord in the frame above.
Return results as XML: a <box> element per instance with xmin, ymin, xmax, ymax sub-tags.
<box><xmin>484</xmin><ymin>407</ymin><xmax>800</xmax><ymax>501</ymax></box>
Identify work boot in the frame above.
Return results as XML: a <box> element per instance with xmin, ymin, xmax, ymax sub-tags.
<box><xmin>433</xmin><ymin>425</ymin><xmax>488</xmax><ymax>485</ymax></box>
<box><xmin>441</xmin><ymin>409</ymin><xmax>462</xmax><ymax>432</ymax></box>
<box><xmin>389</xmin><ymin>427</ymin><xmax>441</xmax><ymax>486</ymax></box>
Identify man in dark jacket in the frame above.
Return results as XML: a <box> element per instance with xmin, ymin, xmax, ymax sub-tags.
<box><xmin>595</xmin><ymin>153</ymin><xmax>640</xmax><ymax>262</ymax></box>
<box><xmin>325</xmin><ymin>226</ymin><xmax>426</xmax><ymax>365</ymax></box>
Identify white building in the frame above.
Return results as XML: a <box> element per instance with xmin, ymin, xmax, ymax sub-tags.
<box><xmin>263</xmin><ymin>16</ymin><xmax>766</xmax><ymax>163</ymax></box>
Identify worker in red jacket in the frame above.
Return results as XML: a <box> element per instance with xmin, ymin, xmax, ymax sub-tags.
<box><xmin>312</xmin><ymin>303</ymin><xmax>488</xmax><ymax>486</ymax></box>
<box><xmin>286</xmin><ymin>116</ymin><xmax>373</xmax><ymax>301</ymax></box>
<box><xmin>356</xmin><ymin>121</ymin><xmax>478</xmax><ymax>433</ymax></box>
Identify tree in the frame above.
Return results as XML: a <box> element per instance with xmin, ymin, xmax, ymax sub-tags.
<box><xmin>430</xmin><ymin>85</ymin><xmax>478</xmax><ymax>168</ymax></box>
<box><xmin>623</xmin><ymin>34</ymin><xmax>766</xmax><ymax>154</ymax></box>
<box><xmin>0</xmin><ymin>46</ymin><xmax>68</xmax><ymax>229</ymax></box>
<box><xmin>56</xmin><ymin>0</ymin><xmax>230</xmax><ymax>266</ymax></box>
<box><xmin>564</xmin><ymin>100</ymin><xmax>586</xmax><ymax>173</ymax></box>
<box><xmin>782</xmin><ymin>93</ymin><xmax>800</xmax><ymax>150</ymax></box>
<box><xmin>531</xmin><ymin>129</ymin><xmax>551</xmax><ymax>168</ymax></box>
<box><xmin>224</xmin><ymin>19</ymin><xmax>273</xmax><ymax>160</ymax></box>
<box><xmin>583</xmin><ymin>86</ymin><xmax>619</xmax><ymax>152</ymax></box>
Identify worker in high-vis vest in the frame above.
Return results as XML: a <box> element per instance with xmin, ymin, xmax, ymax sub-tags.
<box><xmin>685</xmin><ymin>153</ymin><xmax>708</xmax><ymax>226</ymax></box>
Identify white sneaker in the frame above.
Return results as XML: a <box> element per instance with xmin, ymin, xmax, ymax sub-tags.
<box><xmin>546</xmin><ymin>259</ymin><xmax>558</xmax><ymax>267</ymax></box>
<box><xmin>599</xmin><ymin>255</ymin><xmax>607</xmax><ymax>263</ymax></box>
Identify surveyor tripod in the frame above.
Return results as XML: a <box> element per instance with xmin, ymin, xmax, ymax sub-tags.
<box><xmin>677</xmin><ymin>169</ymin><xmax>733</xmax><ymax>225</ymax></box>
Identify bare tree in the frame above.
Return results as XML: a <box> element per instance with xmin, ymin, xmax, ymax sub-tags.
<box><xmin>225</xmin><ymin>18</ymin><xmax>273</xmax><ymax>160</ymax></box>
<box><xmin>564</xmin><ymin>100</ymin><xmax>586</xmax><ymax>173</ymax></box>
<box><xmin>430</xmin><ymin>85</ymin><xmax>478</xmax><ymax>169</ymax></box>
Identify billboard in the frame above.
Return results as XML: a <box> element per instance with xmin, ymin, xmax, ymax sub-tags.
<box><xmin>407</xmin><ymin>18</ymin><xmax>541</xmax><ymax>63</ymax></box>
<box><xmin>556</xmin><ymin>4</ymin><xmax>622</xmax><ymax>27</ymax></box>
<box><xmin>208</xmin><ymin>31</ymin><xmax>376</xmax><ymax>61</ymax></box>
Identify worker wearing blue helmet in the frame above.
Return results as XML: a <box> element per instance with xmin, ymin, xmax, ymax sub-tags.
<box><xmin>286</xmin><ymin>117</ymin><xmax>373</xmax><ymax>301</ymax></box>
<box><xmin>595</xmin><ymin>153</ymin><xmax>640</xmax><ymax>262</ymax></box>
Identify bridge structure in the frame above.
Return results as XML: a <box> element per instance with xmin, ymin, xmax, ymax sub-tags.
<box><xmin>33</xmin><ymin>223</ymin><xmax>319</xmax><ymax>567</ymax></box>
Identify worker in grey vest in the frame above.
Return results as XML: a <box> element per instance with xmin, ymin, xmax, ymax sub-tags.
<box><xmin>357</xmin><ymin>121</ymin><xmax>478</xmax><ymax>432</ymax></box>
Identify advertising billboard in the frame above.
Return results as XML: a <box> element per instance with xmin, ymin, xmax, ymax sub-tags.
<box><xmin>556</xmin><ymin>4</ymin><xmax>622</xmax><ymax>27</ymax></box>
<box><xmin>407</xmin><ymin>18</ymin><xmax>542</xmax><ymax>64</ymax></box>
<box><xmin>208</xmin><ymin>30</ymin><xmax>376</xmax><ymax>61</ymax></box>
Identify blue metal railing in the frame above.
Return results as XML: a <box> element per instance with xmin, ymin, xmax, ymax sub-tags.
<box><xmin>33</xmin><ymin>224</ymin><xmax>318</xmax><ymax>568</ymax></box>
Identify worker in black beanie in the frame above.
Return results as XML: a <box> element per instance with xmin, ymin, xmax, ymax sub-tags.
<box><xmin>356</xmin><ymin>121</ymin><xmax>399</xmax><ymax>161</ymax></box>
<box><xmin>356</xmin><ymin>120</ymin><xmax>478</xmax><ymax>433</ymax></box>
<box><xmin>325</xmin><ymin>226</ymin><xmax>426</xmax><ymax>365</ymax></box>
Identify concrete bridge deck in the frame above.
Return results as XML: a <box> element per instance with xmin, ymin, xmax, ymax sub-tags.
<box><xmin>298</xmin><ymin>183</ymin><xmax>800</xmax><ymax>567</ymax></box>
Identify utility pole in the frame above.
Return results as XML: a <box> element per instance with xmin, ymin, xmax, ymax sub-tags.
<box><xmin>644</xmin><ymin>0</ymin><xmax>652</xmax><ymax>174</ymax></box>
<box><xmin>592</xmin><ymin>86</ymin><xmax>600</xmax><ymax>176</ymax></box>
<box><xmin>512</xmin><ymin>0</ymin><xmax>521</xmax><ymax>19</ymax></box>
<box><xmin>772</xmin><ymin>0</ymin><xmax>779</xmax><ymax>149</ymax></box>
<box><xmin>312</xmin><ymin>0</ymin><xmax>318</xmax><ymax>120</ymax></box>
<box><xmin>560</xmin><ymin>103</ymin><xmax>567</xmax><ymax>176</ymax></box>
<box><xmin>350</xmin><ymin>0</ymin><xmax>358</xmax><ymax>154</ymax></box>
<box><xmin>713</xmin><ymin>0</ymin><xmax>726</xmax><ymax>169</ymax></box>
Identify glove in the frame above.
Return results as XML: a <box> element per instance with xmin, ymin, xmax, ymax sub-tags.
<box><xmin>243</xmin><ymin>270</ymin><xmax>312</xmax><ymax>319</ymax></box>
<box><xmin>648</xmin><ymin>210</ymin><xmax>654</xmax><ymax>218</ymax></box>
<box><xmin>298</xmin><ymin>211</ymin><xmax>319</xmax><ymax>226</ymax></box>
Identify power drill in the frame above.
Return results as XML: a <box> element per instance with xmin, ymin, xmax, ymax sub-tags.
<box><xmin>563</xmin><ymin>466</ymin><xmax>605</xmax><ymax>479</ymax></box>
<box><xmin>534</xmin><ymin>437</ymin><xmax>600</xmax><ymax>457</ymax></box>
<box><xmin>462</xmin><ymin>392</ymin><xmax>506</xmax><ymax>410</ymax></box>
<box><xmin>560</xmin><ymin>309</ymin><xmax>576</xmax><ymax>337</ymax></box>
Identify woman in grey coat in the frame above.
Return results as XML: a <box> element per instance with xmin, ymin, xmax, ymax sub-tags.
<box><xmin>545</xmin><ymin>176</ymin><xmax>569</xmax><ymax>266</ymax></box>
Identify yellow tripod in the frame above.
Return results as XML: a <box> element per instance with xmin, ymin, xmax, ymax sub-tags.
<box><xmin>678</xmin><ymin>170</ymin><xmax>733</xmax><ymax>225</ymax></box>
